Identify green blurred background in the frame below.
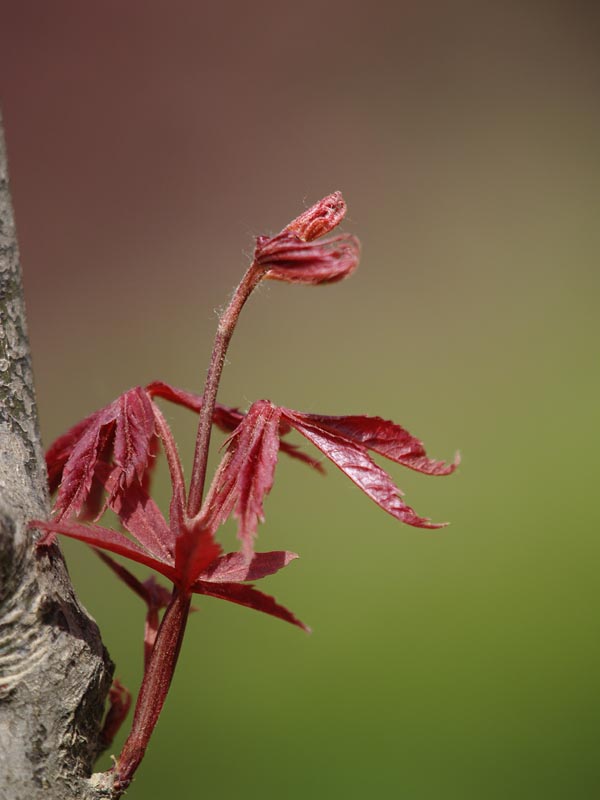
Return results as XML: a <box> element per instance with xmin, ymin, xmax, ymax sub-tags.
<box><xmin>1</xmin><ymin>1</ymin><xmax>600</xmax><ymax>797</ymax></box>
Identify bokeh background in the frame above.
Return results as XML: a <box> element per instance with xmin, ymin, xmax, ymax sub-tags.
<box><xmin>1</xmin><ymin>2</ymin><xmax>600</xmax><ymax>797</ymax></box>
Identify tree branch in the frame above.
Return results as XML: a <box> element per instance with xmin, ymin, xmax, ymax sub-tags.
<box><xmin>0</xmin><ymin>110</ymin><xmax>115</xmax><ymax>799</ymax></box>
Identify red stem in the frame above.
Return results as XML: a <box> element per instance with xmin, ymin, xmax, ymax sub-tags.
<box><xmin>143</xmin><ymin>607</ymin><xmax>160</xmax><ymax>669</ymax></box>
<box><xmin>187</xmin><ymin>261</ymin><xmax>265</xmax><ymax>517</ymax></box>
<box><xmin>114</xmin><ymin>588</ymin><xmax>191</xmax><ymax>791</ymax></box>
<box><xmin>113</xmin><ymin>261</ymin><xmax>267</xmax><ymax>791</ymax></box>
<box><xmin>152</xmin><ymin>402</ymin><xmax>187</xmax><ymax>531</ymax></box>
<box><xmin>152</xmin><ymin>404</ymin><xmax>186</xmax><ymax>507</ymax></box>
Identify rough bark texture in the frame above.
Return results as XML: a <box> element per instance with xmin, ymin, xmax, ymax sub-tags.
<box><xmin>0</xmin><ymin>111</ymin><xmax>115</xmax><ymax>799</ymax></box>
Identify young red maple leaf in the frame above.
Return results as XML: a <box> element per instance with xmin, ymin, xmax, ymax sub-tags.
<box><xmin>47</xmin><ymin>386</ymin><xmax>156</xmax><ymax>521</ymax></box>
<box><xmin>204</xmin><ymin>400</ymin><xmax>458</xmax><ymax>553</ymax></box>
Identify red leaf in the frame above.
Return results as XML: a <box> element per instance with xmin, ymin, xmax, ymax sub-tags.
<box><xmin>283</xmin><ymin>413</ymin><xmax>446</xmax><ymax>529</ymax></box>
<box><xmin>111</xmin><ymin>388</ymin><xmax>156</xmax><ymax>494</ymax></box>
<box><xmin>105</xmin><ymin>471</ymin><xmax>175</xmax><ymax>563</ymax></box>
<box><xmin>191</xmin><ymin>580</ymin><xmax>309</xmax><ymax>632</ymax></box>
<box><xmin>80</xmin><ymin>471</ymin><xmax>108</xmax><ymax>523</ymax></box>
<box><xmin>197</xmin><ymin>551</ymin><xmax>298</xmax><ymax>583</ymax></box>
<box><xmin>51</xmin><ymin>387</ymin><xmax>157</xmax><ymax>520</ymax></box>
<box><xmin>146</xmin><ymin>380</ymin><xmax>203</xmax><ymax>411</ymax></box>
<box><xmin>53</xmin><ymin>413</ymin><xmax>115</xmax><ymax>520</ymax></box>
<box><xmin>141</xmin><ymin>575</ymin><xmax>173</xmax><ymax>612</ymax></box>
<box><xmin>46</xmin><ymin>411</ymin><xmax>98</xmax><ymax>494</ymax></box>
<box><xmin>255</xmin><ymin>232</ymin><xmax>360</xmax><ymax>285</ymax></box>
<box><xmin>203</xmin><ymin>400</ymin><xmax>282</xmax><ymax>553</ymax></box>
<box><xmin>297</xmin><ymin>414</ymin><xmax>459</xmax><ymax>476</ymax></box>
<box><xmin>175</xmin><ymin>521</ymin><xmax>222</xmax><ymax>589</ymax></box>
<box><xmin>213</xmin><ymin>404</ymin><xmax>245</xmax><ymax>434</ymax></box>
<box><xmin>278</xmin><ymin>438</ymin><xmax>325</xmax><ymax>472</ymax></box>
<box><xmin>33</xmin><ymin>519</ymin><xmax>178</xmax><ymax>580</ymax></box>
<box><xmin>140</xmin><ymin>432</ymin><xmax>160</xmax><ymax>498</ymax></box>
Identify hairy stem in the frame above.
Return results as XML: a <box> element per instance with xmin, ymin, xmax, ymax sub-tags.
<box><xmin>114</xmin><ymin>588</ymin><xmax>191</xmax><ymax>793</ymax></box>
<box><xmin>187</xmin><ymin>262</ymin><xmax>265</xmax><ymax>517</ymax></box>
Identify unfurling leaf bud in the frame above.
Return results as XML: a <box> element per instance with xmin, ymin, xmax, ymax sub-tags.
<box><xmin>254</xmin><ymin>192</ymin><xmax>360</xmax><ymax>285</ymax></box>
<box><xmin>285</xmin><ymin>191</ymin><xmax>346</xmax><ymax>242</ymax></box>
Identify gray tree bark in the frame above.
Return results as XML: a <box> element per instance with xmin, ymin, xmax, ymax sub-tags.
<box><xmin>0</xmin><ymin>111</ymin><xmax>116</xmax><ymax>799</ymax></box>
